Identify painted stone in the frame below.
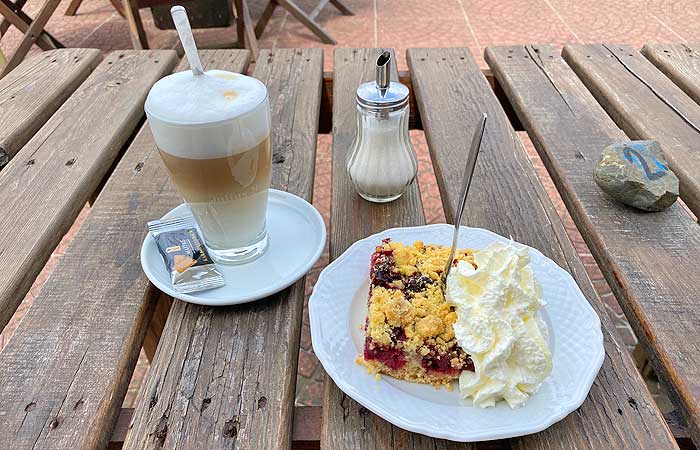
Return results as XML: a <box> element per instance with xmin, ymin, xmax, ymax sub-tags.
<box><xmin>594</xmin><ymin>140</ymin><xmax>679</xmax><ymax>212</ymax></box>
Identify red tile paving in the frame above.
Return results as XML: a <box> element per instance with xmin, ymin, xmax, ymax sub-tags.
<box><xmin>464</xmin><ymin>0</ymin><xmax>578</xmax><ymax>52</ymax></box>
<box><xmin>0</xmin><ymin>0</ymin><xmax>687</xmax><ymax>410</ymax></box>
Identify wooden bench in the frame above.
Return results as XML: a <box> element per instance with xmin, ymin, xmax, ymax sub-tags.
<box><xmin>320</xmin><ymin>47</ymin><xmax>678</xmax><ymax>450</ymax></box>
<box><xmin>486</xmin><ymin>43</ymin><xmax>700</xmax><ymax>448</ymax></box>
<box><xmin>0</xmin><ymin>49</ymin><xmax>101</xmax><ymax>169</ymax></box>
<box><xmin>561</xmin><ymin>44</ymin><xmax>700</xmax><ymax>217</ymax></box>
<box><xmin>124</xmin><ymin>47</ymin><xmax>323</xmax><ymax>449</ymax></box>
<box><xmin>0</xmin><ymin>45</ymin><xmax>697</xmax><ymax>450</ymax></box>
<box><xmin>0</xmin><ymin>49</ymin><xmax>176</xmax><ymax>336</ymax></box>
<box><xmin>642</xmin><ymin>43</ymin><xmax>700</xmax><ymax>108</ymax></box>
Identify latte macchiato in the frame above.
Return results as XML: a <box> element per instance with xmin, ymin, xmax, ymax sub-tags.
<box><xmin>145</xmin><ymin>69</ymin><xmax>272</xmax><ymax>264</ymax></box>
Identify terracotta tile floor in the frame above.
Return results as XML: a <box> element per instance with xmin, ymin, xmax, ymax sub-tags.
<box><xmin>1</xmin><ymin>0</ymin><xmax>690</xmax><ymax>409</ymax></box>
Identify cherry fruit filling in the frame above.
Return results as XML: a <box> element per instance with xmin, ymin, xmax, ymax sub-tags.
<box><xmin>364</xmin><ymin>339</ymin><xmax>406</xmax><ymax>370</ymax></box>
<box><xmin>363</xmin><ymin>239</ymin><xmax>476</xmax><ymax>385</ymax></box>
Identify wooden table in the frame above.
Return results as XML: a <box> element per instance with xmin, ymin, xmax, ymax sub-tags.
<box><xmin>0</xmin><ymin>44</ymin><xmax>698</xmax><ymax>450</ymax></box>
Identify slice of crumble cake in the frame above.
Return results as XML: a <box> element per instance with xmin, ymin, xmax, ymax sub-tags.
<box><xmin>362</xmin><ymin>238</ymin><xmax>476</xmax><ymax>386</ymax></box>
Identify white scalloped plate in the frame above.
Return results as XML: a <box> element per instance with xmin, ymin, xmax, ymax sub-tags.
<box><xmin>309</xmin><ymin>224</ymin><xmax>604</xmax><ymax>442</ymax></box>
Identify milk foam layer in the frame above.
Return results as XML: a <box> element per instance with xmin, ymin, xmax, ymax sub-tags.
<box><xmin>145</xmin><ymin>70</ymin><xmax>270</xmax><ymax>159</ymax></box>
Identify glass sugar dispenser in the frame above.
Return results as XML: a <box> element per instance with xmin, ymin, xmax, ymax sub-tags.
<box><xmin>346</xmin><ymin>50</ymin><xmax>418</xmax><ymax>203</ymax></box>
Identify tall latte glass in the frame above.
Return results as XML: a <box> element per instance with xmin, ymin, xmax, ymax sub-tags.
<box><xmin>145</xmin><ymin>70</ymin><xmax>272</xmax><ymax>264</ymax></box>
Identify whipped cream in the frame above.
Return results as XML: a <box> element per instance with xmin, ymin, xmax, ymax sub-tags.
<box><xmin>446</xmin><ymin>241</ymin><xmax>552</xmax><ymax>408</ymax></box>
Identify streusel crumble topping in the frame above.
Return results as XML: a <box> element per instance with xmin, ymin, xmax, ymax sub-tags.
<box><xmin>363</xmin><ymin>240</ymin><xmax>476</xmax><ymax>384</ymax></box>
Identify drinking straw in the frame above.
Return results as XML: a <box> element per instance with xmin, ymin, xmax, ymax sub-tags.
<box><xmin>170</xmin><ymin>6</ymin><xmax>204</xmax><ymax>76</ymax></box>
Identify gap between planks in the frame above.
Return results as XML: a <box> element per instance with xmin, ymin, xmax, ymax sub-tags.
<box><xmin>316</xmin><ymin>69</ymin><xmax>522</xmax><ymax>134</ymax></box>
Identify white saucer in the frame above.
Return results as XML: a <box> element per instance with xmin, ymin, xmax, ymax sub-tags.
<box><xmin>141</xmin><ymin>189</ymin><xmax>326</xmax><ymax>306</ymax></box>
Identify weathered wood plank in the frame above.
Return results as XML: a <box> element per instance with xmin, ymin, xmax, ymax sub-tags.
<box><xmin>409</xmin><ymin>47</ymin><xmax>680</xmax><ymax>450</ymax></box>
<box><xmin>321</xmin><ymin>48</ymin><xmax>488</xmax><ymax>450</ymax></box>
<box><xmin>642</xmin><ymin>43</ymin><xmax>700</xmax><ymax>107</ymax></box>
<box><xmin>0</xmin><ymin>50</ymin><xmax>176</xmax><ymax>334</ymax></box>
<box><xmin>486</xmin><ymin>44</ymin><xmax>699</xmax><ymax>448</ymax></box>
<box><xmin>562</xmin><ymin>44</ymin><xmax>700</xmax><ymax>217</ymax></box>
<box><xmin>124</xmin><ymin>48</ymin><xmax>322</xmax><ymax>450</ymax></box>
<box><xmin>113</xmin><ymin>406</ymin><xmax>323</xmax><ymax>447</ymax></box>
<box><xmin>111</xmin><ymin>406</ymin><xmax>696</xmax><ymax>449</ymax></box>
<box><xmin>0</xmin><ymin>50</ymin><xmax>180</xmax><ymax>450</ymax></box>
<box><xmin>0</xmin><ymin>48</ymin><xmax>102</xmax><ymax>168</ymax></box>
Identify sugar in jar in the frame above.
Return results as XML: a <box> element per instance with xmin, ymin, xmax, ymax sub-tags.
<box><xmin>346</xmin><ymin>51</ymin><xmax>417</xmax><ymax>203</ymax></box>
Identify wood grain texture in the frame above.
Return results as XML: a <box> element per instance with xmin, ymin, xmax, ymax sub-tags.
<box><xmin>0</xmin><ymin>50</ymin><xmax>176</xmax><ymax>334</ymax></box>
<box><xmin>0</xmin><ymin>48</ymin><xmax>102</xmax><ymax>168</ymax></box>
<box><xmin>0</xmin><ymin>49</ymin><xmax>180</xmax><ymax>450</ymax></box>
<box><xmin>562</xmin><ymin>44</ymin><xmax>700</xmax><ymax>217</ymax></box>
<box><xmin>115</xmin><ymin>406</ymin><xmax>324</xmax><ymax>446</ymax></box>
<box><xmin>321</xmin><ymin>48</ymin><xmax>492</xmax><ymax>450</ymax></box>
<box><xmin>124</xmin><ymin>48</ymin><xmax>322</xmax><ymax>450</ymax></box>
<box><xmin>487</xmin><ymin>44</ymin><xmax>700</xmax><ymax>448</ymax></box>
<box><xmin>642</xmin><ymin>43</ymin><xmax>700</xmax><ymax>107</ymax></box>
<box><xmin>409</xmin><ymin>47</ymin><xmax>681</xmax><ymax>450</ymax></box>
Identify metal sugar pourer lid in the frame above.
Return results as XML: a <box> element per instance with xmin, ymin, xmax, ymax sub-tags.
<box><xmin>356</xmin><ymin>50</ymin><xmax>409</xmax><ymax>112</ymax></box>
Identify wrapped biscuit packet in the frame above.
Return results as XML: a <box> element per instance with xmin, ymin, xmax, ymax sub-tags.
<box><xmin>148</xmin><ymin>216</ymin><xmax>225</xmax><ymax>293</ymax></box>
